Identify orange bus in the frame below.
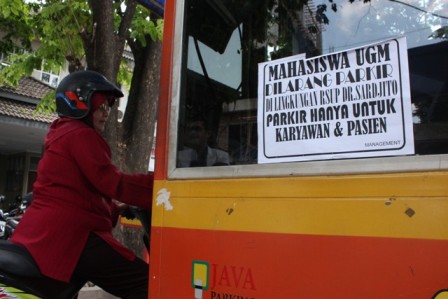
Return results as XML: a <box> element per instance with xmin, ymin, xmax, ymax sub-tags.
<box><xmin>149</xmin><ymin>0</ymin><xmax>448</xmax><ymax>298</ymax></box>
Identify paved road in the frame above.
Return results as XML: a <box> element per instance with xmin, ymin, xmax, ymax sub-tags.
<box><xmin>78</xmin><ymin>286</ymin><xmax>118</xmax><ymax>299</ymax></box>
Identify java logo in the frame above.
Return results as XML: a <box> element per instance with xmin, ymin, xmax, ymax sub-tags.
<box><xmin>433</xmin><ymin>289</ymin><xmax>448</xmax><ymax>299</ymax></box>
<box><xmin>192</xmin><ymin>260</ymin><xmax>256</xmax><ymax>299</ymax></box>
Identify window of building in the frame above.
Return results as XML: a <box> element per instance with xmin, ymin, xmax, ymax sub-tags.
<box><xmin>39</xmin><ymin>63</ymin><xmax>60</xmax><ymax>87</ymax></box>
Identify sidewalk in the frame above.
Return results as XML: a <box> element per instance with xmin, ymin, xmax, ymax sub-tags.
<box><xmin>77</xmin><ymin>286</ymin><xmax>118</xmax><ymax>299</ymax></box>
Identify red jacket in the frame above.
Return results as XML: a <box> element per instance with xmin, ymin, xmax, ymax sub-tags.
<box><xmin>11</xmin><ymin>118</ymin><xmax>153</xmax><ymax>282</ymax></box>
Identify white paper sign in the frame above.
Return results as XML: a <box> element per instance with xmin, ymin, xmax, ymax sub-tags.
<box><xmin>257</xmin><ymin>37</ymin><xmax>414</xmax><ymax>164</ymax></box>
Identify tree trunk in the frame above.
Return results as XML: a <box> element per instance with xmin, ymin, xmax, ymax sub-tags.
<box><xmin>85</xmin><ymin>0</ymin><xmax>160</xmax><ymax>258</ymax></box>
<box><xmin>113</xmin><ymin>37</ymin><xmax>161</xmax><ymax>259</ymax></box>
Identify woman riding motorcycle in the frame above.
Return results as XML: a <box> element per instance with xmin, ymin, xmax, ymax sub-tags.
<box><xmin>11</xmin><ymin>70</ymin><xmax>153</xmax><ymax>299</ymax></box>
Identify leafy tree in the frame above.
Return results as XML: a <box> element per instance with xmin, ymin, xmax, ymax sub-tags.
<box><xmin>0</xmin><ymin>0</ymin><xmax>163</xmax><ymax>257</ymax></box>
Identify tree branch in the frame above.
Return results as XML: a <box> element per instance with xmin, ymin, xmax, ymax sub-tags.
<box><xmin>118</xmin><ymin>0</ymin><xmax>137</xmax><ymax>43</ymax></box>
<box><xmin>389</xmin><ymin>0</ymin><xmax>448</xmax><ymax>19</ymax></box>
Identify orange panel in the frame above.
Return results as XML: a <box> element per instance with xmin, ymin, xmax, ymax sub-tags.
<box><xmin>150</xmin><ymin>227</ymin><xmax>448</xmax><ymax>299</ymax></box>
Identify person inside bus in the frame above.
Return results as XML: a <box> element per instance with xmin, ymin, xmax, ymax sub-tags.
<box><xmin>10</xmin><ymin>70</ymin><xmax>153</xmax><ymax>299</ymax></box>
<box><xmin>177</xmin><ymin>116</ymin><xmax>230</xmax><ymax>167</ymax></box>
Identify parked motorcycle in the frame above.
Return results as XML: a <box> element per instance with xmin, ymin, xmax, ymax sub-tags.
<box><xmin>0</xmin><ymin>195</ymin><xmax>7</xmax><ymax>239</ymax></box>
<box><xmin>0</xmin><ymin>206</ymin><xmax>150</xmax><ymax>298</ymax></box>
<box><xmin>0</xmin><ymin>210</ymin><xmax>6</xmax><ymax>240</ymax></box>
<box><xmin>2</xmin><ymin>192</ymin><xmax>34</xmax><ymax>240</ymax></box>
<box><xmin>3</xmin><ymin>217</ymin><xmax>19</xmax><ymax>240</ymax></box>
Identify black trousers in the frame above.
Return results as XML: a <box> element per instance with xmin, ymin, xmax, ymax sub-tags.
<box><xmin>16</xmin><ymin>233</ymin><xmax>148</xmax><ymax>299</ymax></box>
<box><xmin>71</xmin><ymin>233</ymin><xmax>149</xmax><ymax>299</ymax></box>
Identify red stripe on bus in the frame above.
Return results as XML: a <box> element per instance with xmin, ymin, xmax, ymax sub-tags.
<box><xmin>150</xmin><ymin>227</ymin><xmax>448</xmax><ymax>298</ymax></box>
<box><xmin>154</xmin><ymin>0</ymin><xmax>176</xmax><ymax>180</ymax></box>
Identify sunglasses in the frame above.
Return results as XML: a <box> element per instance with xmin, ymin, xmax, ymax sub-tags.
<box><xmin>98</xmin><ymin>102</ymin><xmax>112</xmax><ymax>113</ymax></box>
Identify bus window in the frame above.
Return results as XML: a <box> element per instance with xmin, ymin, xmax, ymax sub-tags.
<box><xmin>175</xmin><ymin>0</ymin><xmax>448</xmax><ymax>169</ymax></box>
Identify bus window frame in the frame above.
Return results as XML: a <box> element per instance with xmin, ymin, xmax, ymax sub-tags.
<box><xmin>165</xmin><ymin>1</ymin><xmax>448</xmax><ymax>180</ymax></box>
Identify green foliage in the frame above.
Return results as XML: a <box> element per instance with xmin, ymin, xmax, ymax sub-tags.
<box><xmin>148</xmin><ymin>19</ymin><xmax>164</xmax><ymax>42</ymax></box>
<box><xmin>35</xmin><ymin>1</ymin><xmax>88</xmax><ymax>65</ymax></box>
<box><xmin>130</xmin><ymin>6</ymin><xmax>164</xmax><ymax>47</ymax></box>
<box><xmin>36</xmin><ymin>91</ymin><xmax>57</xmax><ymax>114</ymax></box>
<box><xmin>118</xmin><ymin>59</ymin><xmax>133</xmax><ymax>90</ymax></box>
<box><xmin>0</xmin><ymin>0</ymin><xmax>33</xmax><ymax>53</ymax></box>
<box><xmin>0</xmin><ymin>52</ymin><xmax>42</xmax><ymax>86</ymax></box>
<box><xmin>0</xmin><ymin>0</ymin><xmax>90</xmax><ymax>114</ymax></box>
<box><xmin>0</xmin><ymin>0</ymin><xmax>28</xmax><ymax>18</ymax></box>
<box><xmin>0</xmin><ymin>0</ymin><xmax>164</xmax><ymax>115</ymax></box>
<box><xmin>0</xmin><ymin>1</ymin><xmax>86</xmax><ymax>80</ymax></box>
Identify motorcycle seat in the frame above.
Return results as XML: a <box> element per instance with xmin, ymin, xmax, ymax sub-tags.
<box><xmin>0</xmin><ymin>240</ymin><xmax>42</xmax><ymax>277</ymax></box>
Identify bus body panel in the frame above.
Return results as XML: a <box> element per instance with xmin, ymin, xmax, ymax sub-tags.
<box><xmin>149</xmin><ymin>174</ymin><xmax>448</xmax><ymax>298</ymax></box>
